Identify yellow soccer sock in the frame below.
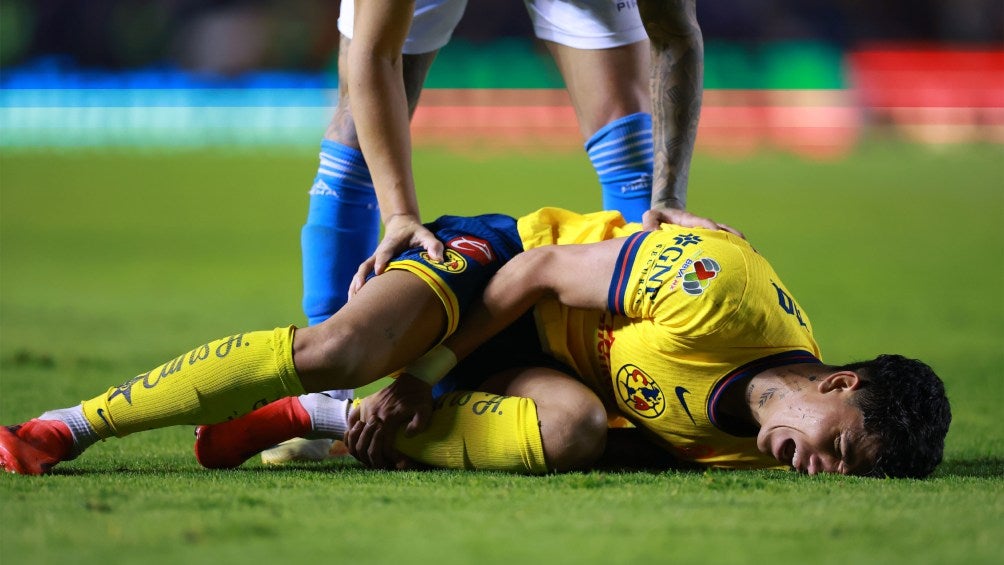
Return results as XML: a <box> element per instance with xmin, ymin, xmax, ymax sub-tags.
<box><xmin>393</xmin><ymin>391</ymin><xmax>549</xmax><ymax>474</ymax></box>
<box><xmin>82</xmin><ymin>327</ymin><xmax>305</xmax><ymax>438</ymax></box>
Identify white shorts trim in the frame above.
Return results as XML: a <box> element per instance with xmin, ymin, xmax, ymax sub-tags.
<box><xmin>338</xmin><ymin>0</ymin><xmax>468</xmax><ymax>55</ymax></box>
<box><xmin>525</xmin><ymin>0</ymin><xmax>647</xmax><ymax>49</ymax></box>
<box><xmin>338</xmin><ymin>0</ymin><xmax>648</xmax><ymax>54</ymax></box>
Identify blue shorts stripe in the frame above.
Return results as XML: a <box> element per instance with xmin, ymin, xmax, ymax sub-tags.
<box><xmin>383</xmin><ymin>214</ymin><xmax>524</xmax><ymax>337</ymax></box>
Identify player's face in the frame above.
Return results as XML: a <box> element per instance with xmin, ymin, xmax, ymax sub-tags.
<box><xmin>756</xmin><ymin>379</ymin><xmax>879</xmax><ymax>475</ymax></box>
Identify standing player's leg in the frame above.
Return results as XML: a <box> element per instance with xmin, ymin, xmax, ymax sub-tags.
<box><xmin>551</xmin><ymin>40</ymin><xmax>652</xmax><ymax>222</ymax></box>
<box><xmin>527</xmin><ymin>0</ymin><xmax>653</xmax><ymax>222</ymax></box>
<box><xmin>273</xmin><ymin>41</ymin><xmax>437</xmax><ymax>464</ymax></box>
<box><xmin>302</xmin><ymin>35</ymin><xmax>437</xmax><ymax>328</ymax></box>
<box><xmin>274</xmin><ymin>0</ymin><xmax>457</xmax><ymax>464</ymax></box>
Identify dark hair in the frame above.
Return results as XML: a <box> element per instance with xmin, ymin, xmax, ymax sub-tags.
<box><xmin>837</xmin><ymin>354</ymin><xmax>951</xmax><ymax>479</ymax></box>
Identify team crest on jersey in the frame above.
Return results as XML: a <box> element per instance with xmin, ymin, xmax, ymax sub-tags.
<box><xmin>615</xmin><ymin>364</ymin><xmax>665</xmax><ymax>418</ymax></box>
<box><xmin>446</xmin><ymin>235</ymin><xmax>495</xmax><ymax>266</ymax></box>
<box><xmin>682</xmin><ymin>258</ymin><xmax>720</xmax><ymax>296</ymax></box>
<box><xmin>420</xmin><ymin>249</ymin><xmax>467</xmax><ymax>273</ymax></box>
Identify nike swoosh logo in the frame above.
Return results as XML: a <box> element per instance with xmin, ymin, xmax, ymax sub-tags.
<box><xmin>675</xmin><ymin>386</ymin><xmax>696</xmax><ymax>424</ymax></box>
<box><xmin>96</xmin><ymin>408</ymin><xmax>112</xmax><ymax>429</ymax></box>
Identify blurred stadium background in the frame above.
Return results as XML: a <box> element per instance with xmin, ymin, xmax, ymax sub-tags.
<box><xmin>2</xmin><ymin>6</ymin><xmax>1002</xmax><ymax>564</ymax></box>
<box><xmin>1</xmin><ymin>0</ymin><xmax>1002</xmax><ymax>153</ymax></box>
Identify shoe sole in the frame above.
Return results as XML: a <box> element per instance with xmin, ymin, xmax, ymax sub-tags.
<box><xmin>260</xmin><ymin>438</ymin><xmax>335</xmax><ymax>465</ymax></box>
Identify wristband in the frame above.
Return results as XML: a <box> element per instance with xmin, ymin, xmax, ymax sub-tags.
<box><xmin>403</xmin><ymin>345</ymin><xmax>458</xmax><ymax>386</ymax></box>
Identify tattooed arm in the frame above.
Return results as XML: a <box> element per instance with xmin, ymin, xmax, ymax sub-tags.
<box><xmin>639</xmin><ymin>0</ymin><xmax>702</xmax><ymax>212</ymax></box>
<box><xmin>637</xmin><ymin>1</ymin><xmax>741</xmax><ymax>235</ymax></box>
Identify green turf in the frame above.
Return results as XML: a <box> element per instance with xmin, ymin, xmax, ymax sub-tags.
<box><xmin>1</xmin><ymin>144</ymin><xmax>1002</xmax><ymax>564</ymax></box>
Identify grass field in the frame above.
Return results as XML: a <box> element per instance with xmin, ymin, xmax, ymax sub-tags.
<box><xmin>1</xmin><ymin>143</ymin><xmax>1002</xmax><ymax>564</ymax></box>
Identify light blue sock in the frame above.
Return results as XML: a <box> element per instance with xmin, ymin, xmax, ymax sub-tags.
<box><xmin>301</xmin><ymin>139</ymin><xmax>380</xmax><ymax>326</ymax></box>
<box><xmin>585</xmin><ymin>112</ymin><xmax>654</xmax><ymax>223</ymax></box>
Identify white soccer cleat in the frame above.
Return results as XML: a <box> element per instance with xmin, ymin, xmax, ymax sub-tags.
<box><xmin>260</xmin><ymin>437</ymin><xmax>349</xmax><ymax>465</ymax></box>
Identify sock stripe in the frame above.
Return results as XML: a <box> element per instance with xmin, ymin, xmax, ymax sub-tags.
<box><xmin>591</xmin><ymin>137</ymin><xmax>652</xmax><ymax>154</ymax></box>
<box><xmin>315</xmin><ymin>169</ymin><xmax>373</xmax><ymax>190</ymax></box>
<box><xmin>311</xmin><ymin>147</ymin><xmax>378</xmax><ymax>207</ymax></box>
<box><xmin>585</xmin><ymin>113</ymin><xmax>654</xmax><ymax>223</ymax></box>
<box><xmin>318</xmin><ymin>151</ymin><xmax>364</xmax><ymax>167</ymax></box>
<box><xmin>314</xmin><ymin>141</ymin><xmax>375</xmax><ymax>192</ymax></box>
<box><xmin>318</xmin><ymin>154</ymin><xmax>370</xmax><ymax>176</ymax></box>
<box><xmin>590</xmin><ymin>136</ymin><xmax>654</xmax><ymax>158</ymax></box>
<box><xmin>303</xmin><ymin>140</ymin><xmax>379</xmax><ymax>323</ymax></box>
<box><xmin>588</xmin><ymin>135</ymin><xmax>654</xmax><ymax>175</ymax></box>
<box><xmin>587</xmin><ymin>129</ymin><xmax>652</xmax><ymax>154</ymax></box>
<box><xmin>318</xmin><ymin>156</ymin><xmax>367</xmax><ymax>173</ymax></box>
<box><xmin>591</xmin><ymin>153</ymin><xmax>655</xmax><ymax>171</ymax></box>
<box><xmin>317</xmin><ymin>161</ymin><xmax>374</xmax><ymax>186</ymax></box>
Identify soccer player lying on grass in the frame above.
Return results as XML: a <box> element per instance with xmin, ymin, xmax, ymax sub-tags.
<box><xmin>276</xmin><ymin>0</ymin><xmax>717</xmax><ymax>465</ymax></box>
<box><xmin>0</xmin><ymin>208</ymin><xmax>951</xmax><ymax>478</ymax></box>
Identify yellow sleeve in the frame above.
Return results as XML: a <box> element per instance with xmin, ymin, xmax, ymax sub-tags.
<box><xmin>606</xmin><ymin>230</ymin><xmax>750</xmax><ymax>335</ymax></box>
<box><xmin>517</xmin><ymin>207</ymin><xmax>638</xmax><ymax>250</ymax></box>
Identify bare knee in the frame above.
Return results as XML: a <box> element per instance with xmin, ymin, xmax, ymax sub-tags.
<box><xmin>293</xmin><ymin>323</ymin><xmax>370</xmax><ymax>391</ymax></box>
<box><xmin>539</xmin><ymin>396</ymin><xmax>608</xmax><ymax>472</ymax></box>
<box><xmin>293</xmin><ymin>273</ymin><xmax>446</xmax><ymax>392</ymax></box>
<box><xmin>498</xmin><ymin>367</ymin><xmax>611</xmax><ymax>472</ymax></box>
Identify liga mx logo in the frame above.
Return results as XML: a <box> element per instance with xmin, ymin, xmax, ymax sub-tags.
<box><xmin>616</xmin><ymin>364</ymin><xmax>665</xmax><ymax>418</ymax></box>
<box><xmin>420</xmin><ymin>249</ymin><xmax>467</xmax><ymax>273</ymax></box>
<box><xmin>682</xmin><ymin>258</ymin><xmax>721</xmax><ymax>296</ymax></box>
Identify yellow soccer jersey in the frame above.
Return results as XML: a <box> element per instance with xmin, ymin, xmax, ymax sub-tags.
<box><xmin>517</xmin><ymin>208</ymin><xmax>822</xmax><ymax>469</ymax></box>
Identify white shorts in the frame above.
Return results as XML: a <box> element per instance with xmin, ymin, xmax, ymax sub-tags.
<box><xmin>338</xmin><ymin>0</ymin><xmax>646</xmax><ymax>54</ymax></box>
<box><xmin>524</xmin><ymin>0</ymin><xmax>647</xmax><ymax>50</ymax></box>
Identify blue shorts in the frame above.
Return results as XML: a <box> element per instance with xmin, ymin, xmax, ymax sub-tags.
<box><xmin>384</xmin><ymin>213</ymin><xmax>524</xmax><ymax>337</ymax></box>
<box><xmin>383</xmin><ymin>213</ymin><xmax>573</xmax><ymax>397</ymax></box>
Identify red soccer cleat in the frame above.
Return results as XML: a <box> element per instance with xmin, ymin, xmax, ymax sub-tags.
<box><xmin>0</xmin><ymin>419</ymin><xmax>74</xmax><ymax>475</ymax></box>
<box><xmin>194</xmin><ymin>397</ymin><xmax>312</xmax><ymax>469</ymax></box>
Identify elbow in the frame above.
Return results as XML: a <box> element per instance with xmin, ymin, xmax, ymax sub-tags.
<box><xmin>347</xmin><ymin>46</ymin><xmax>401</xmax><ymax>83</ymax></box>
<box><xmin>516</xmin><ymin>247</ymin><xmax>559</xmax><ymax>298</ymax></box>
